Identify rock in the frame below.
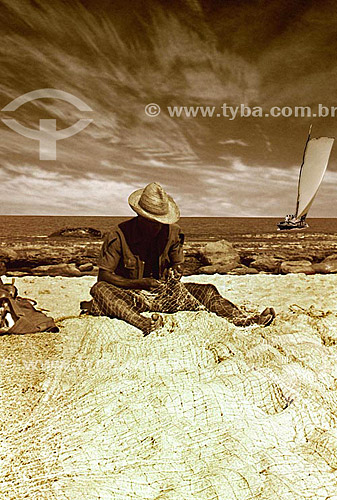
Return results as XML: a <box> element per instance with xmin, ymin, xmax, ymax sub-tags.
<box><xmin>250</xmin><ymin>256</ymin><xmax>281</xmax><ymax>273</ymax></box>
<box><xmin>5</xmin><ymin>271</ymin><xmax>27</xmax><ymax>277</ymax></box>
<box><xmin>198</xmin><ymin>240</ymin><xmax>240</xmax><ymax>273</ymax></box>
<box><xmin>31</xmin><ymin>263</ymin><xmax>82</xmax><ymax>277</ymax></box>
<box><xmin>197</xmin><ymin>265</ymin><xmax>233</xmax><ymax>275</ymax></box>
<box><xmin>78</xmin><ymin>262</ymin><xmax>94</xmax><ymax>272</ymax></box>
<box><xmin>0</xmin><ymin>261</ymin><xmax>6</xmax><ymax>275</ymax></box>
<box><xmin>280</xmin><ymin>260</ymin><xmax>315</xmax><ymax>275</ymax></box>
<box><xmin>49</xmin><ymin>227</ymin><xmax>102</xmax><ymax>239</ymax></box>
<box><xmin>313</xmin><ymin>260</ymin><xmax>337</xmax><ymax>274</ymax></box>
<box><xmin>182</xmin><ymin>257</ymin><xmax>201</xmax><ymax>276</ymax></box>
<box><xmin>0</xmin><ymin>248</ymin><xmax>19</xmax><ymax>262</ymax></box>
<box><xmin>272</xmin><ymin>251</ymin><xmax>316</xmax><ymax>262</ymax></box>
<box><xmin>227</xmin><ymin>265</ymin><xmax>259</xmax><ymax>275</ymax></box>
<box><xmin>183</xmin><ymin>243</ymin><xmax>202</xmax><ymax>257</ymax></box>
<box><xmin>322</xmin><ymin>254</ymin><xmax>337</xmax><ymax>263</ymax></box>
<box><xmin>2</xmin><ymin>241</ymin><xmax>102</xmax><ymax>271</ymax></box>
<box><xmin>0</xmin><ymin>240</ymin><xmax>207</xmax><ymax>277</ymax></box>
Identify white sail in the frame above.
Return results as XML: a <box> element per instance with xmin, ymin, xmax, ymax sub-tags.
<box><xmin>296</xmin><ymin>137</ymin><xmax>334</xmax><ymax>218</ymax></box>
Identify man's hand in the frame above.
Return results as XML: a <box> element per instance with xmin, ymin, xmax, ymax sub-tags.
<box><xmin>163</xmin><ymin>265</ymin><xmax>183</xmax><ymax>281</ymax></box>
<box><xmin>141</xmin><ymin>278</ymin><xmax>162</xmax><ymax>291</ymax></box>
<box><xmin>171</xmin><ymin>264</ymin><xmax>183</xmax><ymax>278</ymax></box>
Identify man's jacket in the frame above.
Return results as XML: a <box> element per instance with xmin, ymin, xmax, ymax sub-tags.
<box><xmin>97</xmin><ymin>217</ymin><xmax>184</xmax><ymax>279</ymax></box>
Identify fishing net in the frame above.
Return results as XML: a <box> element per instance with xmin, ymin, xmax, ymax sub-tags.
<box><xmin>2</xmin><ymin>297</ymin><xmax>337</xmax><ymax>499</ymax></box>
<box><xmin>2</xmin><ymin>271</ymin><xmax>337</xmax><ymax>500</ymax></box>
<box><xmin>90</xmin><ymin>273</ymin><xmax>255</xmax><ymax>332</ymax></box>
<box><xmin>91</xmin><ymin>274</ymin><xmax>203</xmax><ymax>314</ymax></box>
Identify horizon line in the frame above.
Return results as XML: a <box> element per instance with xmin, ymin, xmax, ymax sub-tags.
<box><xmin>1</xmin><ymin>214</ymin><xmax>337</xmax><ymax>219</ymax></box>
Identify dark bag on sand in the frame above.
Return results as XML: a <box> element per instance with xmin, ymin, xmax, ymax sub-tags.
<box><xmin>0</xmin><ymin>285</ymin><xmax>59</xmax><ymax>335</ymax></box>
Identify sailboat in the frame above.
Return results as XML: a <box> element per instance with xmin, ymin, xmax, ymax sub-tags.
<box><xmin>277</xmin><ymin>126</ymin><xmax>334</xmax><ymax>230</ymax></box>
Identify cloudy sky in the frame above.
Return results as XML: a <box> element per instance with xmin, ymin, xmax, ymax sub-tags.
<box><xmin>0</xmin><ymin>0</ymin><xmax>336</xmax><ymax>217</ymax></box>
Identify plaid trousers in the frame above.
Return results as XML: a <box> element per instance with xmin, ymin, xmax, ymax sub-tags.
<box><xmin>90</xmin><ymin>280</ymin><xmax>251</xmax><ymax>329</ymax></box>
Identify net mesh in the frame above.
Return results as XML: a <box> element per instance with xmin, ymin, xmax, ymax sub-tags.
<box><xmin>90</xmin><ymin>274</ymin><xmax>256</xmax><ymax>331</ymax></box>
<box><xmin>2</xmin><ymin>302</ymin><xmax>337</xmax><ymax>499</ymax></box>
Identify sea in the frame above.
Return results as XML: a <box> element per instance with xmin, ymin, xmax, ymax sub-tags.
<box><xmin>0</xmin><ymin>216</ymin><xmax>336</xmax><ymax>258</ymax></box>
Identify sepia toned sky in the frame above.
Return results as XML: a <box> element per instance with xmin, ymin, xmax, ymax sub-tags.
<box><xmin>0</xmin><ymin>0</ymin><xmax>336</xmax><ymax>216</ymax></box>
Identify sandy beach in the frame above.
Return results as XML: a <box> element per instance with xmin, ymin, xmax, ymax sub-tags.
<box><xmin>1</xmin><ymin>274</ymin><xmax>337</xmax><ymax>499</ymax></box>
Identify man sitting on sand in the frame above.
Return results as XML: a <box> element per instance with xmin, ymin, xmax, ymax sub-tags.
<box><xmin>81</xmin><ymin>182</ymin><xmax>275</xmax><ymax>335</ymax></box>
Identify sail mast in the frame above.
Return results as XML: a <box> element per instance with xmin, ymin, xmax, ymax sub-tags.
<box><xmin>295</xmin><ymin>124</ymin><xmax>312</xmax><ymax>218</ymax></box>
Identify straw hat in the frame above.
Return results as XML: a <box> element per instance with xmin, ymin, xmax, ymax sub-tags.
<box><xmin>128</xmin><ymin>182</ymin><xmax>180</xmax><ymax>224</ymax></box>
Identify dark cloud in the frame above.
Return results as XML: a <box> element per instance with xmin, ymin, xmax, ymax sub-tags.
<box><xmin>0</xmin><ymin>0</ymin><xmax>336</xmax><ymax>215</ymax></box>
